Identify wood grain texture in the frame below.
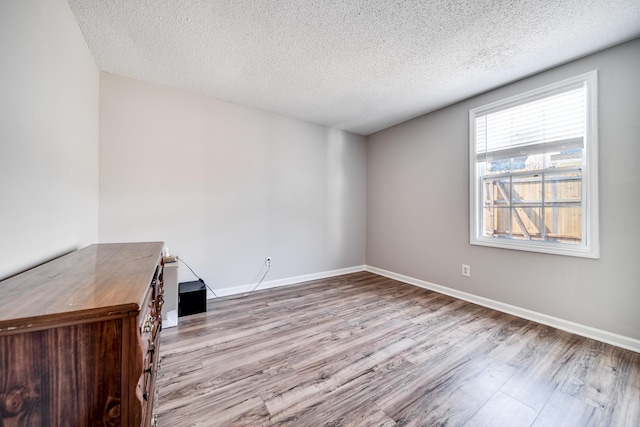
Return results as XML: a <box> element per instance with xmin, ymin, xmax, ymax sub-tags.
<box><xmin>0</xmin><ymin>242</ymin><xmax>164</xmax><ymax>427</ymax></box>
<box><xmin>0</xmin><ymin>242</ymin><xmax>164</xmax><ymax>333</ymax></box>
<box><xmin>0</xmin><ymin>317</ymin><xmax>123</xmax><ymax>425</ymax></box>
<box><xmin>156</xmin><ymin>272</ymin><xmax>640</xmax><ymax>427</ymax></box>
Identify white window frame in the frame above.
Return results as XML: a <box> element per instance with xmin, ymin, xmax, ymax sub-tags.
<box><xmin>469</xmin><ymin>71</ymin><xmax>599</xmax><ymax>258</ymax></box>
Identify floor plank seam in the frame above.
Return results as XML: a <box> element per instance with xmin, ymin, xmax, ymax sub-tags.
<box><xmin>156</xmin><ymin>272</ymin><xmax>640</xmax><ymax>426</ymax></box>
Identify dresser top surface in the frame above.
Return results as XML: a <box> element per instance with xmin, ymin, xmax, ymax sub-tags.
<box><xmin>0</xmin><ymin>242</ymin><xmax>163</xmax><ymax>330</ymax></box>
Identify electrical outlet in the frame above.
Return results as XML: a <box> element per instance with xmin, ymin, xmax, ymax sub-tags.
<box><xmin>265</xmin><ymin>257</ymin><xmax>271</xmax><ymax>267</ymax></box>
<box><xmin>462</xmin><ymin>264</ymin><xmax>470</xmax><ymax>277</ymax></box>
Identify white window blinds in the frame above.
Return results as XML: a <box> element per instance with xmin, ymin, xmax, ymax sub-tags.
<box><xmin>475</xmin><ymin>85</ymin><xmax>586</xmax><ymax>162</ymax></box>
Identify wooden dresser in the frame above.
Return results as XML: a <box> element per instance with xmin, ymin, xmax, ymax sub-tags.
<box><xmin>0</xmin><ymin>242</ymin><xmax>164</xmax><ymax>427</ymax></box>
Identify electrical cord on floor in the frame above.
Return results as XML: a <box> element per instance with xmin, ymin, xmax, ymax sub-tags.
<box><xmin>177</xmin><ymin>256</ymin><xmax>270</xmax><ymax>300</ymax></box>
<box><xmin>245</xmin><ymin>264</ymin><xmax>270</xmax><ymax>296</ymax></box>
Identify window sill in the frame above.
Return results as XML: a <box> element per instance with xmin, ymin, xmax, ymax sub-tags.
<box><xmin>471</xmin><ymin>237</ymin><xmax>600</xmax><ymax>259</ymax></box>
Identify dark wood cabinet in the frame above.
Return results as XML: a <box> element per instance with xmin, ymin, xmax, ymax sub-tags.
<box><xmin>0</xmin><ymin>242</ymin><xmax>164</xmax><ymax>426</ymax></box>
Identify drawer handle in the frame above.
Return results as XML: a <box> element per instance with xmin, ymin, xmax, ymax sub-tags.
<box><xmin>142</xmin><ymin>315</ymin><xmax>155</xmax><ymax>333</ymax></box>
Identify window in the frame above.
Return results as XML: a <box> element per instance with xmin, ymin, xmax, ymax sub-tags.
<box><xmin>469</xmin><ymin>71</ymin><xmax>599</xmax><ymax>258</ymax></box>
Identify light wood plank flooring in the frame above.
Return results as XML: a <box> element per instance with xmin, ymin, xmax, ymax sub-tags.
<box><xmin>156</xmin><ymin>272</ymin><xmax>640</xmax><ymax>426</ymax></box>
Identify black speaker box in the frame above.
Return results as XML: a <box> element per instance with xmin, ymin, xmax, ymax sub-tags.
<box><xmin>178</xmin><ymin>280</ymin><xmax>207</xmax><ymax>317</ymax></box>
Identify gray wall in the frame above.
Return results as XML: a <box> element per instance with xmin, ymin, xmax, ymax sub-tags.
<box><xmin>99</xmin><ymin>73</ymin><xmax>367</xmax><ymax>291</ymax></box>
<box><xmin>367</xmin><ymin>38</ymin><xmax>640</xmax><ymax>340</ymax></box>
<box><xmin>2</xmin><ymin>0</ymin><xmax>636</xmax><ymax>345</ymax></box>
<box><xmin>0</xmin><ymin>0</ymin><xmax>99</xmax><ymax>279</ymax></box>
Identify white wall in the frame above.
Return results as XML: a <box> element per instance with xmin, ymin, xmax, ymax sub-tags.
<box><xmin>0</xmin><ymin>0</ymin><xmax>99</xmax><ymax>280</ymax></box>
<box><xmin>3</xmin><ymin>0</ymin><xmax>635</xmax><ymax>347</ymax></box>
<box><xmin>99</xmin><ymin>73</ymin><xmax>366</xmax><ymax>291</ymax></box>
<box><xmin>367</xmin><ymin>38</ymin><xmax>640</xmax><ymax>342</ymax></box>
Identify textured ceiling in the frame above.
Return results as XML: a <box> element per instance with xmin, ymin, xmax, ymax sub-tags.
<box><xmin>67</xmin><ymin>0</ymin><xmax>640</xmax><ymax>135</ymax></box>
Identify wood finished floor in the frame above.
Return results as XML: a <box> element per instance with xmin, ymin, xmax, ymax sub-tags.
<box><xmin>156</xmin><ymin>272</ymin><xmax>640</xmax><ymax>426</ymax></box>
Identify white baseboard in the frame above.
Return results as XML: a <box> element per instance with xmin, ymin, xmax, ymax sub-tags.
<box><xmin>366</xmin><ymin>265</ymin><xmax>640</xmax><ymax>353</ymax></box>
<box><xmin>209</xmin><ymin>265</ymin><xmax>367</xmax><ymax>298</ymax></box>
